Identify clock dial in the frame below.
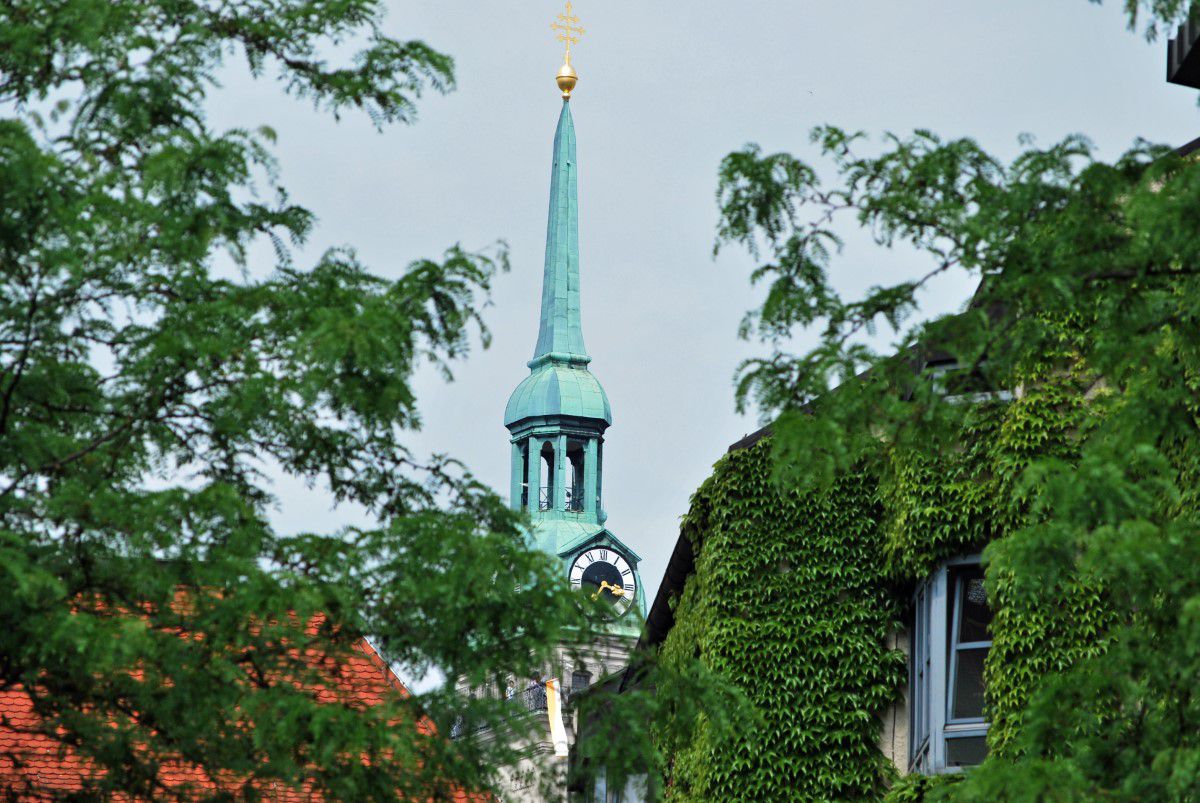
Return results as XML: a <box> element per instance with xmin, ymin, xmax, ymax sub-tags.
<box><xmin>570</xmin><ymin>548</ymin><xmax>636</xmax><ymax>617</ymax></box>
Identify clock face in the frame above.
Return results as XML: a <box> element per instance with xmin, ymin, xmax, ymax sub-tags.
<box><xmin>569</xmin><ymin>547</ymin><xmax>636</xmax><ymax>617</ymax></box>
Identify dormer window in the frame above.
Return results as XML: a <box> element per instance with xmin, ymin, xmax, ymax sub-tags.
<box><xmin>927</xmin><ymin>360</ymin><xmax>1013</xmax><ymax>405</ymax></box>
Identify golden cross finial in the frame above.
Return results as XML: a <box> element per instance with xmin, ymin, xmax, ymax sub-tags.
<box><xmin>550</xmin><ymin>2</ymin><xmax>584</xmax><ymax>99</ymax></box>
<box><xmin>551</xmin><ymin>2</ymin><xmax>585</xmax><ymax>56</ymax></box>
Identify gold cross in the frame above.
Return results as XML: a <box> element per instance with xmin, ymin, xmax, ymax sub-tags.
<box><xmin>551</xmin><ymin>2</ymin><xmax>585</xmax><ymax>56</ymax></box>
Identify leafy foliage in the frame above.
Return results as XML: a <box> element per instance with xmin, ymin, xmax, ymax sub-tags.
<box><xmin>1095</xmin><ymin>0</ymin><xmax>1198</xmax><ymax>39</ymax></box>
<box><xmin>571</xmin><ymin>649</ymin><xmax>749</xmax><ymax>802</ymax></box>
<box><xmin>884</xmin><ymin>773</ymin><xmax>961</xmax><ymax>803</ymax></box>
<box><xmin>659</xmin><ymin>3</ymin><xmax>1200</xmax><ymax>800</ymax></box>
<box><xmin>880</xmin><ymin>381</ymin><xmax>1112</xmax><ymax>765</ymax></box>
<box><xmin>710</xmin><ymin>119</ymin><xmax>1200</xmax><ymax>796</ymax></box>
<box><xmin>0</xmin><ymin>1</ymin><xmax>631</xmax><ymax>798</ymax></box>
<box><xmin>654</xmin><ymin>376</ymin><xmax>1116</xmax><ymax>799</ymax></box>
<box><xmin>656</xmin><ymin>442</ymin><xmax>905</xmax><ymax>801</ymax></box>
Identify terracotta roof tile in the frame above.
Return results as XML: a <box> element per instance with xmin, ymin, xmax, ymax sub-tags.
<box><xmin>0</xmin><ymin>634</ymin><xmax>416</xmax><ymax>800</ymax></box>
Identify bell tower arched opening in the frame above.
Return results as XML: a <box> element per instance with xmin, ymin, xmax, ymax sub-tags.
<box><xmin>539</xmin><ymin>441</ymin><xmax>557</xmax><ymax>511</ymax></box>
<box><xmin>566</xmin><ymin>440</ymin><xmax>586</xmax><ymax>511</ymax></box>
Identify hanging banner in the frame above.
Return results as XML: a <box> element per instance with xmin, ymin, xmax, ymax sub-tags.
<box><xmin>546</xmin><ymin>678</ymin><xmax>569</xmax><ymax>757</ymax></box>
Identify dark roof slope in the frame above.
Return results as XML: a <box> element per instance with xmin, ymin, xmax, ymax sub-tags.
<box><xmin>638</xmin><ymin>426</ymin><xmax>769</xmax><ymax>651</ymax></box>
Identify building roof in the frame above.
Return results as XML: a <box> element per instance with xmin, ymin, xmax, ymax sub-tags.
<box><xmin>532</xmin><ymin>100</ymin><xmax>589</xmax><ymax>368</ymax></box>
<box><xmin>504</xmin><ymin>362</ymin><xmax>612</xmax><ymax>427</ymax></box>
<box><xmin>638</xmin><ymin>429</ymin><xmax>766</xmax><ymax>652</ymax></box>
<box><xmin>1168</xmin><ymin>17</ymin><xmax>1200</xmax><ymax>89</ymax></box>
<box><xmin>506</xmin><ymin>100</ymin><xmax>610</xmax><ymax>430</ymax></box>
<box><xmin>0</xmin><ymin>631</ymin><xmax>412</xmax><ymax>799</ymax></box>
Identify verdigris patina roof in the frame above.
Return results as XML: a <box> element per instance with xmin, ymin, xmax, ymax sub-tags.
<box><xmin>504</xmin><ymin>362</ymin><xmax>611</xmax><ymax>426</ymax></box>
<box><xmin>532</xmin><ymin>100</ymin><xmax>588</xmax><ymax>367</ymax></box>
<box><xmin>505</xmin><ymin>100</ymin><xmax>610</xmax><ymax>429</ymax></box>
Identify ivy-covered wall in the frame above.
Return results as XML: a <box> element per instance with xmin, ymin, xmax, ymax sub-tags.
<box><xmin>656</xmin><ymin>378</ymin><xmax>1112</xmax><ymax>800</ymax></box>
<box><xmin>657</xmin><ymin>444</ymin><xmax>904</xmax><ymax>800</ymax></box>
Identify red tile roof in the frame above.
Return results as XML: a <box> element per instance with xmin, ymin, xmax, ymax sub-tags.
<box><xmin>0</xmin><ymin>633</ymin><xmax>414</xmax><ymax>800</ymax></box>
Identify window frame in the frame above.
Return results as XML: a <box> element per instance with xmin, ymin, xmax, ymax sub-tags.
<box><xmin>909</xmin><ymin>575</ymin><xmax>933</xmax><ymax>773</ymax></box>
<box><xmin>908</xmin><ymin>554</ymin><xmax>990</xmax><ymax>774</ymax></box>
<box><xmin>927</xmin><ymin>359</ymin><xmax>1015</xmax><ymax>405</ymax></box>
<box><xmin>944</xmin><ymin>561</ymin><xmax>991</xmax><ymax>765</ymax></box>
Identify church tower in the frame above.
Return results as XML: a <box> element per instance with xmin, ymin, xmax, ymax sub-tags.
<box><xmin>485</xmin><ymin>12</ymin><xmax>645</xmax><ymax>799</ymax></box>
<box><xmin>504</xmin><ymin>31</ymin><xmax>644</xmax><ymax>644</ymax></box>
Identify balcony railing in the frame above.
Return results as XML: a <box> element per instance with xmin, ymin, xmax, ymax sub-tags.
<box><xmin>515</xmin><ymin>683</ymin><xmax>547</xmax><ymax>712</ymax></box>
<box><xmin>565</xmin><ymin>487</ymin><xmax>585</xmax><ymax>512</ymax></box>
<box><xmin>449</xmin><ymin>684</ymin><xmax>551</xmax><ymax>739</ymax></box>
<box><xmin>537</xmin><ymin>486</ymin><xmax>586</xmax><ymax>512</ymax></box>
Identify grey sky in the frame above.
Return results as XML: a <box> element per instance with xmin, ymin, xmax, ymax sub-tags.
<box><xmin>206</xmin><ymin>1</ymin><xmax>1200</xmax><ymax>611</ymax></box>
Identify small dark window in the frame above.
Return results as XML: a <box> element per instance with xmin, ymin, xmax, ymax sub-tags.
<box><xmin>572</xmin><ymin>668</ymin><xmax>592</xmax><ymax>695</ymax></box>
<box><xmin>946</xmin><ymin>734</ymin><xmax>988</xmax><ymax>767</ymax></box>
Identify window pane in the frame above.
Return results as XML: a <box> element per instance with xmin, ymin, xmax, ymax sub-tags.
<box><xmin>957</xmin><ymin>574</ymin><xmax>991</xmax><ymax>643</ymax></box>
<box><xmin>951</xmin><ymin>647</ymin><xmax>987</xmax><ymax>720</ymax></box>
<box><xmin>946</xmin><ymin>734</ymin><xmax>988</xmax><ymax>766</ymax></box>
<box><xmin>911</xmin><ymin>742</ymin><xmax>931</xmax><ymax>775</ymax></box>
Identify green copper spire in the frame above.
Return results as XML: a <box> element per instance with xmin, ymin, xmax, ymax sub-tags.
<box><xmin>499</xmin><ymin>47</ymin><xmax>645</xmax><ymax>635</ymax></box>
<box><xmin>505</xmin><ymin>99</ymin><xmax>610</xmax><ymax>429</ymax></box>
<box><xmin>531</xmin><ymin>101</ymin><xmax>589</xmax><ymax>369</ymax></box>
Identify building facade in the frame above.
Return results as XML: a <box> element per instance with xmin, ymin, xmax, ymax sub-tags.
<box><xmin>635</xmin><ymin>349</ymin><xmax>1119</xmax><ymax>801</ymax></box>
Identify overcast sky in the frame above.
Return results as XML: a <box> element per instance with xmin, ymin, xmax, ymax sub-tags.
<box><xmin>207</xmin><ymin>1</ymin><xmax>1200</xmax><ymax>614</ymax></box>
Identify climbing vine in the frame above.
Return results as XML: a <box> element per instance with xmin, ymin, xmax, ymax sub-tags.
<box><xmin>656</xmin><ymin>371</ymin><xmax>1114</xmax><ymax>801</ymax></box>
<box><xmin>658</xmin><ymin>444</ymin><xmax>904</xmax><ymax>801</ymax></box>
